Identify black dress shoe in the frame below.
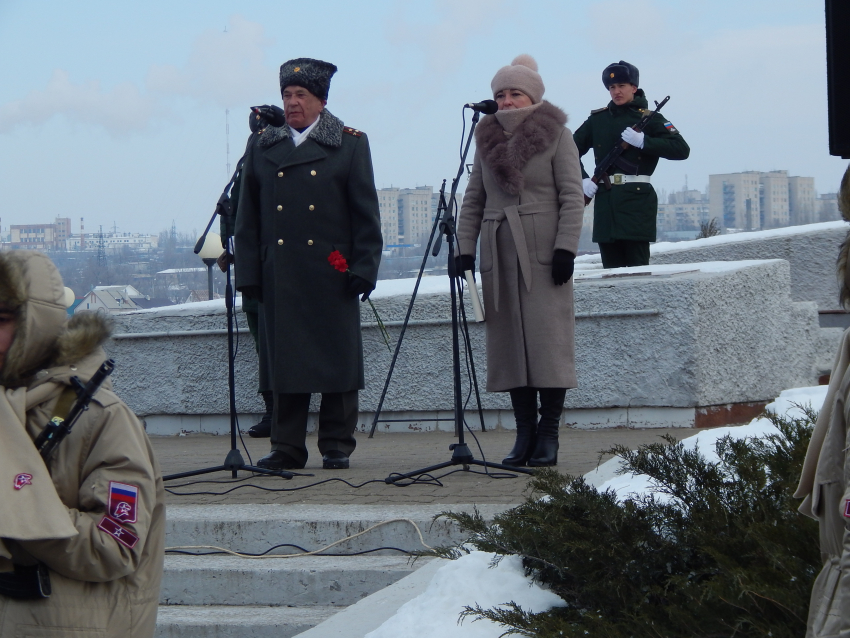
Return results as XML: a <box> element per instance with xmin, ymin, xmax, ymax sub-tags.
<box><xmin>322</xmin><ymin>450</ymin><xmax>349</xmax><ymax>470</ymax></box>
<box><xmin>256</xmin><ymin>450</ymin><xmax>305</xmax><ymax>470</ymax></box>
<box><xmin>247</xmin><ymin>419</ymin><xmax>271</xmax><ymax>438</ymax></box>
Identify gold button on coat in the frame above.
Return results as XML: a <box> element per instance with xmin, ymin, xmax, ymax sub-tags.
<box><xmin>278</xmin><ymin>171</ymin><xmax>284</xmax><ymax>177</ymax></box>
<box><xmin>308</xmin><ymin>205</ymin><xmax>315</xmax><ymax>211</ymax></box>
<box><xmin>307</xmin><ymin>240</ymin><xmax>313</xmax><ymax>246</ymax></box>
<box><xmin>310</xmin><ymin>170</ymin><xmax>317</xmax><ymax>176</ymax></box>
<box><xmin>277</xmin><ymin>205</ymin><xmax>283</xmax><ymax>211</ymax></box>
<box><xmin>277</xmin><ymin>239</ymin><xmax>284</xmax><ymax>245</ymax></box>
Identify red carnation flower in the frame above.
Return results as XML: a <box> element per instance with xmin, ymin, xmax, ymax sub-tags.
<box><xmin>328</xmin><ymin>250</ymin><xmax>348</xmax><ymax>272</ymax></box>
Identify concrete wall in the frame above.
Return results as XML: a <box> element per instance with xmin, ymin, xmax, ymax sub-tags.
<box><xmin>577</xmin><ymin>221</ymin><xmax>847</xmax><ymax>310</ymax></box>
<box><xmin>108</xmin><ymin>259</ymin><xmax>829</xmax><ymax>433</ymax></box>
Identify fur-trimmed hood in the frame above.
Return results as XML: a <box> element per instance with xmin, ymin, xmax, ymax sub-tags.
<box><xmin>0</xmin><ymin>251</ymin><xmax>112</xmax><ymax>388</ymax></box>
<box><xmin>258</xmin><ymin>109</ymin><xmax>345</xmax><ymax>149</ymax></box>
<box><xmin>475</xmin><ymin>100</ymin><xmax>568</xmax><ymax>196</ymax></box>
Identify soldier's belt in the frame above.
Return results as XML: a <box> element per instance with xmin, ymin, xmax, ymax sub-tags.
<box><xmin>610</xmin><ymin>174</ymin><xmax>651</xmax><ymax>185</ymax></box>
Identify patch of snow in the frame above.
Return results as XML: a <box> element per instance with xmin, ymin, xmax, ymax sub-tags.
<box><xmin>576</xmin><ymin>221</ymin><xmax>846</xmax><ymax>263</ymax></box>
<box><xmin>592</xmin><ymin>385</ymin><xmax>828</xmax><ymax>501</ymax></box>
<box><xmin>364</xmin><ymin>551</ymin><xmax>564</xmax><ymax>638</ymax></box>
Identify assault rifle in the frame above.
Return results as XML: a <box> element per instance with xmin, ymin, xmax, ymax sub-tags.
<box><xmin>34</xmin><ymin>358</ymin><xmax>115</xmax><ymax>460</ymax></box>
<box><xmin>585</xmin><ymin>95</ymin><xmax>670</xmax><ymax>206</ymax></box>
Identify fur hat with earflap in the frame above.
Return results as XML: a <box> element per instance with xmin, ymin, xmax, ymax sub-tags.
<box><xmin>491</xmin><ymin>54</ymin><xmax>545</xmax><ymax>104</ymax></box>
<box><xmin>836</xmin><ymin>164</ymin><xmax>850</xmax><ymax>308</ymax></box>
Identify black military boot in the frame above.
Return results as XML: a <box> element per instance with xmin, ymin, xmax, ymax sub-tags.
<box><xmin>528</xmin><ymin>388</ymin><xmax>566</xmax><ymax>467</ymax></box>
<box><xmin>248</xmin><ymin>391</ymin><xmax>274</xmax><ymax>438</ymax></box>
<box><xmin>502</xmin><ymin>387</ymin><xmax>539</xmax><ymax>467</ymax></box>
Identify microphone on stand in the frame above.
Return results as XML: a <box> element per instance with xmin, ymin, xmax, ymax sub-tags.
<box><xmin>464</xmin><ymin>100</ymin><xmax>498</xmax><ymax>115</ymax></box>
<box><xmin>250</xmin><ymin>104</ymin><xmax>286</xmax><ymax>129</ymax></box>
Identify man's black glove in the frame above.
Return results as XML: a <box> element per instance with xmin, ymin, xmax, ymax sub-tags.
<box><xmin>552</xmin><ymin>249</ymin><xmax>575</xmax><ymax>286</ymax></box>
<box><xmin>455</xmin><ymin>254</ymin><xmax>476</xmax><ymax>280</ymax></box>
<box><xmin>347</xmin><ymin>273</ymin><xmax>375</xmax><ymax>301</ymax></box>
<box><xmin>240</xmin><ymin>285</ymin><xmax>263</xmax><ymax>303</ymax></box>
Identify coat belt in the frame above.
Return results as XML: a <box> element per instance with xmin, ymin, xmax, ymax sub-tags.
<box><xmin>482</xmin><ymin>202</ymin><xmax>556</xmax><ymax>311</ymax></box>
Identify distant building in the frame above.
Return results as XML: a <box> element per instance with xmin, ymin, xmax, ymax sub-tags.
<box><xmin>66</xmin><ymin>232</ymin><xmax>159</xmax><ymax>253</ymax></box>
<box><xmin>657</xmin><ymin>189</ymin><xmax>711</xmax><ymax>238</ymax></box>
<box><xmin>8</xmin><ymin>217</ymin><xmax>72</xmax><ymax>250</ymax></box>
<box><xmin>398</xmin><ymin>186</ymin><xmax>434</xmax><ymax>246</ymax></box>
<box><xmin>708</xmin><ymin>170</ymin><xmax>814</xmax><ymax>231</ymax></box>
<box><xmin>818</xmin><ymin>193</ymin><xmax>841</xmax><ymax>222</ymax></box>
<box><xmin>377</xmin><ymin>187</ymin><xmax>400</xmax><ymax>247</ymax></box>
<box><xmin>76</xmin><ymin>285</ymin><xmax>172</xmax><ymax>314</ymax></box>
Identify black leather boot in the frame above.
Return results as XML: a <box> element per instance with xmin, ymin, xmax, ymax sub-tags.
<box><xmin>528</xmin><ymin>388</ymin><xmax>566</xmax><ymax>467</ymax></box>
<box><xmin>248</xmin><ymin>391</ymin><xmax>274</xmax><ymax>438</ymax></box>
<box><xmin>502</xmin><ymin>387</ymin><xmax>538</xmax><ymax>466</ymax></box>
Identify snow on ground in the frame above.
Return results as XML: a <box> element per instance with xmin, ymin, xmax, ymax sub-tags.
<box><xmin>364</xmin><ymin>552</ymin><xmax>564</xmax><ymax>638</ymax></box>
<box><xmin>367</xmin><ymin>385</ymin><xmax>829</xmax><ymax>637</ymax></box>
<box><xmin>575</xmin><ymin>221</ymin><xmax>845</xmax><ymax>263</ymax></box>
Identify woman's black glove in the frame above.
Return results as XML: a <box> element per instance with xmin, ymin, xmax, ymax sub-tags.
<box><xmin>552</xmin><ymin>249</ymin><xmax>575</xmax><ymax>286</ymax></box>
<box><xmin>347</xmin><ymin>273</ymin><xmax>375</xmax><ymax>301</ymax></box>
<box><xmin>455</xmin><ymin>254</ymin><xmax>476</xmax><ymax>280</ymax></box>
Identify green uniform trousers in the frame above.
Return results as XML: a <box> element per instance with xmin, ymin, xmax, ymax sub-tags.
<box><xmin>271</xmin><ymin>391</ymin><xmax>358</xmax><ymax>465</ymax></box>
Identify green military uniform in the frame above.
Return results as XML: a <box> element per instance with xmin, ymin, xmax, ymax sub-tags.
<box><xmin>573</xmin><ymin>89</ymin><xmax>689</xmax><ymax>261</ymax></box>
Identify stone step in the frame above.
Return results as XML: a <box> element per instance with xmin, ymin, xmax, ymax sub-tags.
<box><xmin>155</xmin><ymin>605</ymin><xmax>339</xmax><ymax>638</ymax></box>
<box><xmin>166</xmin><ymin>504</ymin><xmax>509</xmax><ymax>555</ymax></box>
<box><xmin>161</xmin><ymin>555</ymin><xmax>425</xmax><ymax>607</ymax></box>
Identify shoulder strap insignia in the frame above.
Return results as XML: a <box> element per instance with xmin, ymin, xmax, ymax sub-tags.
<box><xmin>590</xmin><ymin>107</ymin><xmax>608</xmax><ymax>114</ymax></box>
<box><xmin>343</xmin><ymin>126</ymin><xmax>362</xmax><ymax>137</ymax></box>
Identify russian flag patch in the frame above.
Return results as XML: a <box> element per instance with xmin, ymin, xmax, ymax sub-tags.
<box><xmin>664</xmin><ymin>121</ymin><xmax>677</xmax><ymax>133</ymax></box>
<box><xmin>108</xmin><ymin>481</ymin><xmax>138</xmax><ymax>523</ymax></box>
<box><xmin>844</xmin><ymin>499</ymin><xmax>850</xmax><ymax>518</ymax></box>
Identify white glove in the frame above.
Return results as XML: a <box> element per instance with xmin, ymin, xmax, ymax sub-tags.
<box><xmin>582</xmin><ymin>178</ymin><xmax>598</xmax><ymax>199</ymax></box>
<box><xmin>621</xmin><ymin>127</ymin><xmax>645</xmax><ymax>148</ymax></box>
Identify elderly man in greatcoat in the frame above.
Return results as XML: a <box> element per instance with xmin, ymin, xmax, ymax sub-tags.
<box><xmin>235</xmin><ymin>58</ymin><xmax>383</xmax><ymax>470</ymax></box>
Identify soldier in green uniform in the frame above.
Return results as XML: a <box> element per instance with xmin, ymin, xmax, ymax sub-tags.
<box><xmin>573</xmin><ymin>60</ymin><xmax>689</xmax><ymax>268</ymax></box>
<box><xmin>235</xmin><ymin>58</ymin><xmax>383</xmax><ymax>471</ymax></box>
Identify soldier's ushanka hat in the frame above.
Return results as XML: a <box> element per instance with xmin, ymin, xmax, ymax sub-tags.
<box><xmin>602</xmin><ymin>60</ymin><xmax>639</xmax><ymax>88</ymax></box>
<box><xmin>279</xmin><ymin>58</ymin><xmax>338</xmax><ymax>101</ymax></box>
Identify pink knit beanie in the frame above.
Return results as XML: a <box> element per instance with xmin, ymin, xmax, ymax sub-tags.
<box><xmin>490</xmin><ymin>55</ymin><xmax>545</xmax><ymax>104</ymax></box>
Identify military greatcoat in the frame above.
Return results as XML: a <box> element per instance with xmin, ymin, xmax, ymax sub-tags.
<box><xmin>573</xmin><ymin>89</ymin><xmax>689</xmax><ymax>243</ymax></box>
<box><xmin>234</xmin><ymin>110</ymin><xmax>382</xmax><ymax>394</ymax></box>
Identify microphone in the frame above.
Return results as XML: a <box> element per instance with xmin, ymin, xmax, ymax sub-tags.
<box><xmin>465</xmin><ymin>100</ymin><xmax>498</xmax><ymax>115</ymax></box>
<box><xmin>250</xmin><ymin>104</ymin><xmax>286</xmax><ymax>128</ymax></box>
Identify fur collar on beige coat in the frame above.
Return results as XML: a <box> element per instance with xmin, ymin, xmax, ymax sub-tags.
<box><xmin>474</xmin><ymin>100</ymin><xmax>568</xmax><ymax>196</ymax></box>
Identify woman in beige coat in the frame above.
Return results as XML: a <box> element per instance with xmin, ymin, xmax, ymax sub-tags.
<box><xmin>457</xmin><ymin>55</ymin><xmax>584</xmax><ymax>466</ymax></box>
<box><xmin>795</xmin><ymin>165</ymin><xmax>850</xmax><ymax>637</ymax></box>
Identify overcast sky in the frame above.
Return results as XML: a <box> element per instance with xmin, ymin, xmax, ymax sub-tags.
<box><xmin>0</xmin><ymin>0</ymin><xmax>845</xmax><ymax>238</ymax></box>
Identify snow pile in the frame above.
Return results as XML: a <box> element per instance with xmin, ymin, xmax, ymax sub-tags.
<box><xmin>366</xmin><ymin>385</ymin><xmax>829</xmax><ymax>638</ymax></box>
<box><xmin>364</xmin><ymin>551</ymin><xmax>564</xmax><ymax>638</ymax></box>
<box><xmin>588</xmin><ymin>385</ymin><xmax>828</xmax><ymax>501</ymax></box>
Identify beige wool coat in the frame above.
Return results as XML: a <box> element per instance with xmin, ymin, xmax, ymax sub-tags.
<box><xmin>457</xmin><ymin>101</ymin><xmax>584</xmax><ymax>392</ymax></box>
<box><xmin>795</xmin><ymin>327</ymin><xmax>850</xmax><ymax>637</ymax></box>
<box><xmin>0</xmin><ymin>251</ymin><xmax>165</xmax><ymax>638</ymax></box>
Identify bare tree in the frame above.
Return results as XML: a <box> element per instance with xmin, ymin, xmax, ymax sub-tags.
<box><xmin>696</xmin><ymin>217</ymin><xmax>721</xmax><ymax>239</ymax></box>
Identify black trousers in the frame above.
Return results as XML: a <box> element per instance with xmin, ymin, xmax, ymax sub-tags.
<box><xmin>271</xmin><ymin>391</ymin><xmax>358</xmax><ymax>465</ymax></box>
<box><xmin>598</xmin><ymin>240</ymin><xmax>650</xmax><ymax>268</ymax></box>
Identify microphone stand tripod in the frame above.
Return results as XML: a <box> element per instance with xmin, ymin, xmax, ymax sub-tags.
<box><xmin>384</xmin><ymin>107</ymin><xmax>533</xmax><ymax>484</ymax></box>
<box><xmin>164</xmin><ymin>115</ymin><xmax>292</xmax><ymax>481</ymax></box>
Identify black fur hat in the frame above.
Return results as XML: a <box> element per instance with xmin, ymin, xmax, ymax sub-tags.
<box><xmin>602</xmin><ymin>60</ymin><xmax>639</xmax><ymax>88</ymax></box>
<box><xmin>279</xmin><ymin>58</ymin><xmax>338</xmax><ymax>101</ymax></box>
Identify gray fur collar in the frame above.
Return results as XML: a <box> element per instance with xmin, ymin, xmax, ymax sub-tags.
<box><xmin>258</xmin><ymin>109</ymin><xmax>344</xmax><ymax>149</ymax></box>
<box><xmin>475</xmin><ymin>101</ymin><xmax>567</xmax><ymax>196</ymax></box>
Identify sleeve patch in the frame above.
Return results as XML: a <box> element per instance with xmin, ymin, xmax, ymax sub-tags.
<box><xmin>108</xmin><ymin>481</ymin><xmax>138</xmax><ymax>523</ymax></box>
<box><xmin>844</xmin><ymin>499</ymin><xmax>850</xmax><ymax>518</ymax></box>
<box><xmin>97</xmin><ymin>516</ymin><xmax>139</xmax><ymax>549</ymax></box>
<box><xmin>343</xmin><ymin>126</ymin><xmax>363</xmax><ymax>137</ymax></box>
<box><xmin>663</xmin><ymin>121</ymin><xmax>678</xmax><ymax>133</ymax></box>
